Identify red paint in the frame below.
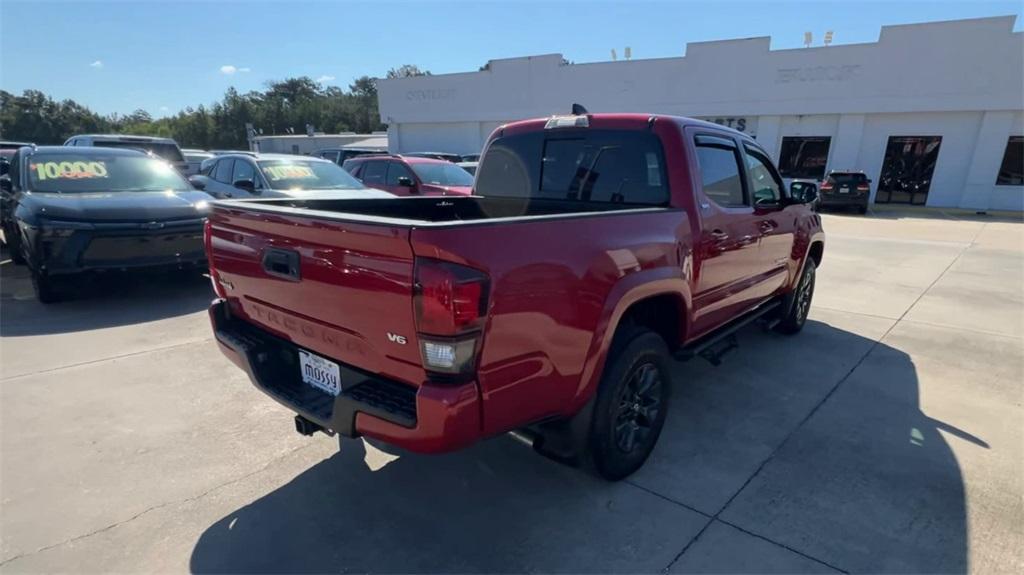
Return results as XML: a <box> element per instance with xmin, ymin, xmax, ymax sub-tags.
<box><xmin>207</xmin><ymin>114</ymin><xmax>825</xmax><ymax>453</ymax></box>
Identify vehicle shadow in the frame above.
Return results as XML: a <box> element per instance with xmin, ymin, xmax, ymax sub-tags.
<box><xmin>188</xmin><ymin>320</ymin><xmax>972</xmax><ymax>573</ymax></box>
<box><xmin>0</xmin><ymin>249</ymin><xmax>212</xmax><ymax>336</ymax></box>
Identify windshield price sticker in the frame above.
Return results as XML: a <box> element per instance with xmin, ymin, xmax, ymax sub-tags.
<box><xmin>30</xmin><ymin>161</ymin><xmax>109</xmax><ymax>180</ymax></box>
<box><xmin>263</xmin><ymin>165</ymin><xmax>316</xmax><ymax>180</ymax></box>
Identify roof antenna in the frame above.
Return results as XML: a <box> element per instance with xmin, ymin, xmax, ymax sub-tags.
<box><xmin>571</xmin><ymin>103</ymin><xmax>589</xmax><ymax>115</ymax></box>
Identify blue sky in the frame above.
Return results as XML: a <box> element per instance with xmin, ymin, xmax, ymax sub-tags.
<box><xmin>1</xmin><ymin>0</ymin><xmax>1020</xmax><ymax>117</ymax></box>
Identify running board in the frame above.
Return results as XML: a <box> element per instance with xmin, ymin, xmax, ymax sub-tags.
<box><xmin>673</xmin><ymin>300</ymin><xmax>782</xmax><ymax>365</ymax></box>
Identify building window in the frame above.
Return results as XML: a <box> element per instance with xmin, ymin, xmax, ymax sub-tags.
<box><xmin>996</xmin><ymin>136</ymin><xmax>1023</xmax><ymax>186</ymax></box>
<box><xmin>777</xmin><ymin>137</ymin><xmax>831</xmax><ymax>180</ymax></box>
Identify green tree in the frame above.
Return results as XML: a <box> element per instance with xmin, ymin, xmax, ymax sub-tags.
<box><xmin>385</xmin><ymin>64</ymin><xmax>431</xmax><ymax>79</ymax></box>
<box><xmin>0</xmin><ymin>72</ymin><xmax>390</xmax><ymax>148</ymax></box>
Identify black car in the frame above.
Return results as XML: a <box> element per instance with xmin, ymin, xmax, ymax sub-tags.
<box><xmin>819</xmin><ymin>170</ymin><xmax>872</xmax><ymax>214</ymax></box>
<box><xmin>0</xmin><ymin>146</ymin><xmax>214</xmax><ymax>302</ymax></box>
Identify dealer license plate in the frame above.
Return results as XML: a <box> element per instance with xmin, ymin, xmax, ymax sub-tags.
<box><xmin>298</xmin><ymin>349</ymin><xmax>341</xmax><ymax>396</ymax></box>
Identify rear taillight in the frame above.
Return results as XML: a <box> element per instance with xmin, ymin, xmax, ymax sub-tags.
<box><xmin>414</xmin><ymin>258</ymin><xmax>489</xmax><ymax>376</ymax></box>
<box><xmin>820</xmin><ymin>182</ymin><xmax>833</xmax><ymax>191</ymax></box>
<box><xmin>204</xmin><ymin>219</ymin><xmax>227</xmax><ymax>299</ymax></box>
<box><xmin>856</xmin><ymin>184</ymin><xmax>870</xmax><ymax>192</ymax></box>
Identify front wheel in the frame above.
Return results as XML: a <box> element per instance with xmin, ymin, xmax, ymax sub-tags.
<box><xmin>2</xmin><ymin>221</ymin><xmax>25</xmax><ymax>264</ymax></box>
<box><xmin>30</xmin><ymin>268</ymin><xmax>63</xmax><ymax>304</ymax></box>
<box><xmin>587</xmin><ymin>329</ymin><xmax>672</xmax><ymax>480</ymax></box>
<box><xmin>775</xmin><ymin>259</ymin><xmax>816</xmax><ymax>334</ymax></box>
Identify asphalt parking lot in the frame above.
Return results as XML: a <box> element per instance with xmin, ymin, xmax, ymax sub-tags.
<box><xmin>1</xmin><ymin>209</ymin><xmax>1021</xmax><ymax>573</ymax></box>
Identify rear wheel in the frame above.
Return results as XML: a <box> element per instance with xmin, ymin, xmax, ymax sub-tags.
<box><xmin>775</xmin><ymin>259</ymin><xmax>816</xmax><ymax>335</ymax></box>
<box><xmin>857</xmin><ymin>204</ymin><xmax>868</xmax><ymax>215</ymax></box>
<box><xmin>587</xmin><ymin>328</ymin><xmax>672</xmax><ymax>480</ymax></box>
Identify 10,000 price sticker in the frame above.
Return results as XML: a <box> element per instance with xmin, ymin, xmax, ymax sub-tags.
<box><xmin>30</xmin><ymin>161</ymin><xmax>109</xmax><ymax>180</ymax></box>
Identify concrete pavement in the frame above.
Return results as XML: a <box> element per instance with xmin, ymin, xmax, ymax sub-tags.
<box><xmin>1</xmin><ymin>211</ymin><xmax>1021</xmax><ymax>573</ymax></box>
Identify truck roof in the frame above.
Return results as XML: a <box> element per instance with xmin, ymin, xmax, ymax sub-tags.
<box><xmin>346</xmin><ymin>154</ymin><xmax>454</xmax><ymax>165</ymax></box>
<box><xmin>25</xmin><ymin>145</ymin><xmax>149</xmax><ymax>157</ymax></box>
<box><xmin>499</xmin><ymin>113</ymin><xmax>753</xmax><ymax>140</ymax></box>
<box><xmin>70</xmin><ymin>134</ymin><xmax>179</xmax><ymax>143</ymax></box>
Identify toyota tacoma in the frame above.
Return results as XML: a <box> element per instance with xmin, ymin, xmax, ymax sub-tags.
<box><xmin>204</xmin><ymin>112</ymin><xmax>824</xmax><ymax>479</ymax></box>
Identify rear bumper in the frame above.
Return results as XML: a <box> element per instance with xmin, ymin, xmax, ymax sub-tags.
<box><xmin>209</xmin><ymin>299</ymin><xmax>481</xmax><ymax>453</ymax></box>
<box><xmin>819</xmin><ymin>192</ymin><xmax>868</xmax><ymax>207</ymax></box>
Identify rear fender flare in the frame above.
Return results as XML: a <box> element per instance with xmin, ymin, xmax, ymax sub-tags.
<box><xmin>568</xmin><ymin>267</ymin><xmax>691</xmax><ymax>414</ymax></box>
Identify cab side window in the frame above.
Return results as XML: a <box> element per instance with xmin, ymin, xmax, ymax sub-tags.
<box><xmin>743</xmin><ymin>145</ymin><xmax>783</xmax><ymax>206</ymax></box>
<box><xmin>7</xmin><ymin>151</ymin><xmax>21</xmax><ymax>188</ymax></box>
<box><xmin>231</xmin><ymin>159</ymin><xmax>256</xmax><ymax>184</ymax></box>
<box><xmin>361</xmin><ymin>161</ymin><xmax>387</xmax><ymax>185</ymax></box>
<box><xmin>386</xmin><ymin>161</ymin><xmax>414</xmax><ymax>185</ymax></box>
<box><xmin>213</xmin><ymin>159</ymin><xmax>235</xmax><ymax>183</ymax></box>
<box><xmin>694</xmin><ymin>136</ymin><xmax>747</xmax><ymax>208</ymax></box>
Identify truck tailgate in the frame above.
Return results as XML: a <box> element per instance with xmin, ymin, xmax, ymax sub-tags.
<box><xmin>207</xmin><ymin>204</ymin><xmax>425</xmax><ymax>387</ymax></box>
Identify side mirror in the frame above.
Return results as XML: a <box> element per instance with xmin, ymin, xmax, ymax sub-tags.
<box><xmin>187</xmin><ymin>175</ymin><xmax>207</xmax><ymax>190</ymax></box>
<box><xmin>0</xmin><ymin>175</ymin><xmax>11</xmax><ymax>194</ymax></box>
<box><xmin>233</xmin><ymin>179</ymin><xmax>256</xmax><ymax>193</ymax></box>
<box><xmin>396</xmin><ymin>176</ymin><xmax>418</xmax><ymax>193</ymax></box>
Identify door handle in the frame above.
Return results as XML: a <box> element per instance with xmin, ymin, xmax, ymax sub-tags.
<box><xmin>759</xmin><ymin>220</ymin><xmax>776</xmax><ymax>232</ymax></box>
<box><xmin>709</xmin><ymin>229</ymin><xmax>730</xmax><ymax>241</ymax></box>
<box><xmin>262</xmin><ymin>248</ymin><xmax>301</xmax><ymax>281</ymax></box>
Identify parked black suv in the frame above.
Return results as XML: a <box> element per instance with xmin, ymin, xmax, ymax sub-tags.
<box><xmin>819</xmin><ymin>171</ymin><xmax>871</xmax><ymax>214</ymax></box>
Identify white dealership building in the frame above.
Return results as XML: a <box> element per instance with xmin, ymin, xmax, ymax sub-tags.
<box><xmin>377</xmin><ymin>16</ymin><xmax>1023</xmax><ymax>211</ymax></box>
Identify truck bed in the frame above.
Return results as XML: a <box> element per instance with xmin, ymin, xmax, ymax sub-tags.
<box><xmin>211</xmin><ymin>195</ymin><xmax>669</xmax><ymax>227</ymax></box>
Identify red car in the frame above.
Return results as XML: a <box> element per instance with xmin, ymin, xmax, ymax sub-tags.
<box><xmin>342</xmin><ymin>154</ymin><xmax>474</xmax><ymax>196</ymax></box>
<box><xmin>205</xmin><ymin>112</ymin><xmax>824</xmax><ymax>479</ymax></box>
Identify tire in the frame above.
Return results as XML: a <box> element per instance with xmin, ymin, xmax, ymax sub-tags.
<box><xmin>30</xmin><ymin>267</ymin><xmax>62</xmax><ymax>304</ymax></box>
<box><xmin>587</xmin><ymin>328</ymin><xmax>672</xmax><ymax>481</ymax></box>
<box><xmin>857</xmin><ymin>205</ymin><xmax>868</xmax><ymax>215</ymax></box>
<box><xmin>775</xmin><ymin>258</ymin><xmax>816</xmax><ymax>335</ymax></box>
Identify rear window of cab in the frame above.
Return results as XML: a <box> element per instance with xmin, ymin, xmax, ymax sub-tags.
<box><xmin>475</xmin><ymin>129</ymin><xmax>669</xmax><ymax>205</ymax></box>
<box><xmin>827</xmin><ymin>173</ymin><xmax>868</xmax><ymax>185</ymax></box>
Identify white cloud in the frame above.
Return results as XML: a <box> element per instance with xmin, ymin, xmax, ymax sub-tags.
<box><xmin>219</xmin><ymin>65</ymin><xmax>251</xmax><ymax>75</ymax></box>
<box><xmin>159</xmin><ymin>106</ymin><xmax>169</xmax><ymax>112</ymax></box>
<box><xmin>316</xmin><ymin>75</ymin><xmax>336</xmax><ymax>84</ymax></box>
<box><xmin>89</xmin><ymin>60</ymin><xmax>103</xmax><ymax>69</ymax></box>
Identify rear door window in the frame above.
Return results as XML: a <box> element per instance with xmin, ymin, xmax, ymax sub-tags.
<box><xmin>476</xmin><ymin>129</ymin><xmax>668</xmax><ymax>205</ymax></box>
<box><xmin>829</xmin><ymin>173</ymin><xmax>867</xmax><ymax>186</ymax></box>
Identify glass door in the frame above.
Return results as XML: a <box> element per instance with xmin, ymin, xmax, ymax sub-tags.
<box><xmin>876</xmin><ymin>136</ymin><xmax>942</xmax><ymax>205</ymax></box>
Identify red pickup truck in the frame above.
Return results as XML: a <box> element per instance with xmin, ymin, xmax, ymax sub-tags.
<box><xmin>205</xmin><ymin>113</ymin><xmax>824</xmax><ymax>480</ymax></box>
